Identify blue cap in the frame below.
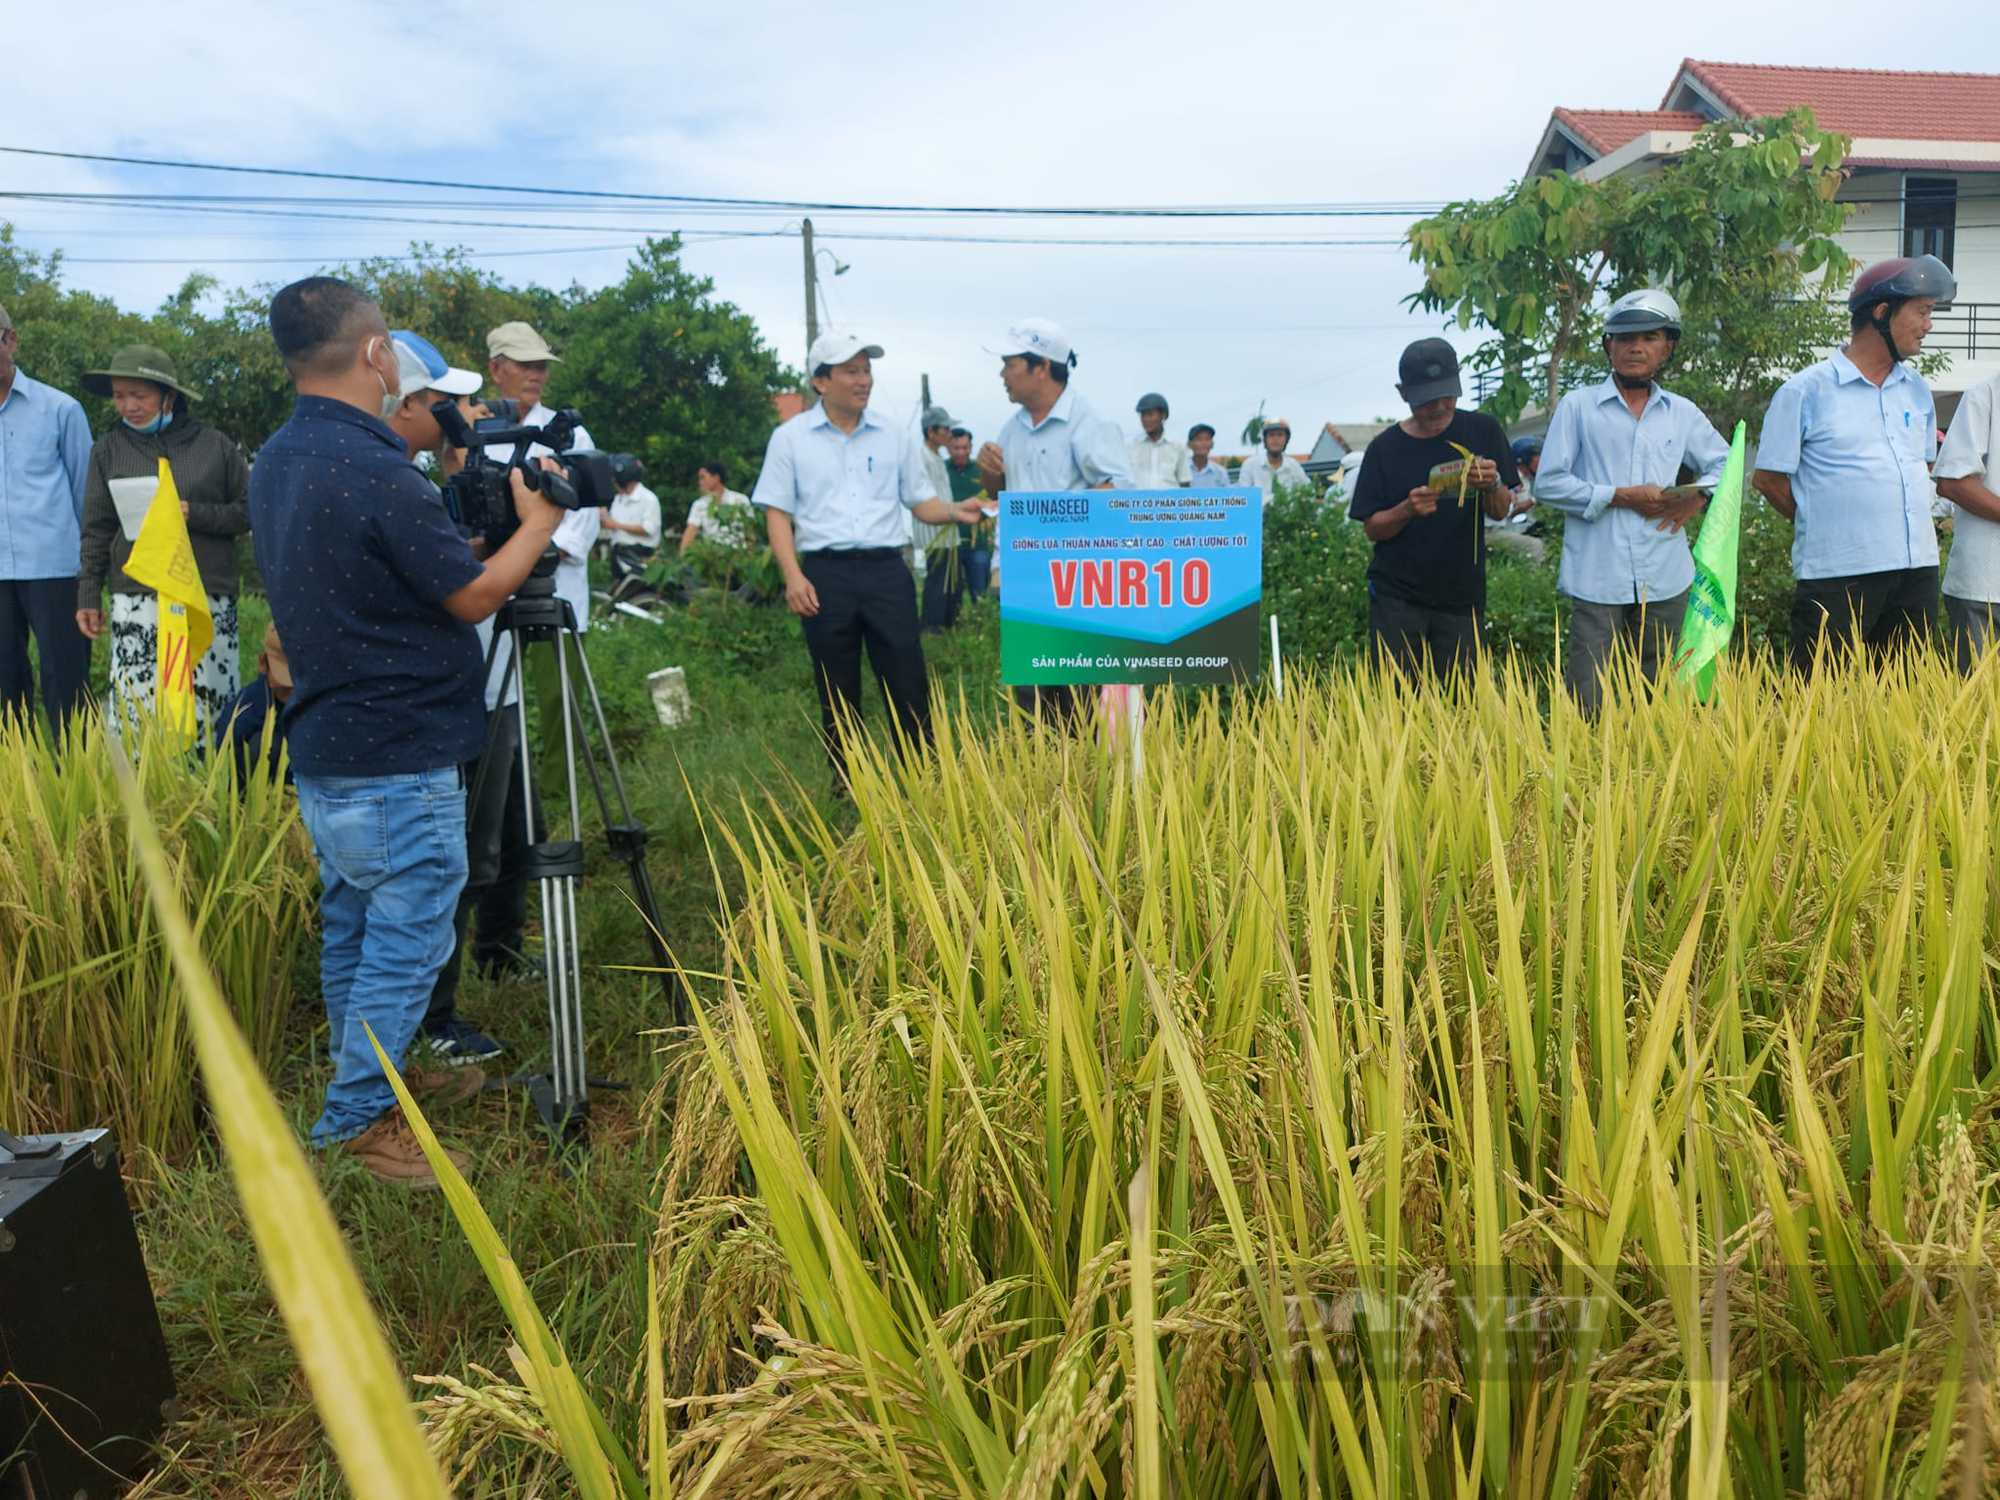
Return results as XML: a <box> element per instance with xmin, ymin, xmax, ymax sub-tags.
<box><xmin>390</xmin><ymin>330</ymin><xmax>482</xmax><ymax>397</ymax></box>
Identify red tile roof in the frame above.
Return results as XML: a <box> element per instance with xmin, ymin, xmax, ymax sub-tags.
<box><xmin>1670</xmin><ymin>60</ymin><xmax>2000</xmax><ymax>143</ymax></box>
<box><xmin>1553</xmin><ymin>108</ymin><xmax>1712</xmax><ymax>156</ymax></box>
<box><xmin>772</xmin><ymin>391</ymin><xmax>808</xmax><ymax>422</ymax></box>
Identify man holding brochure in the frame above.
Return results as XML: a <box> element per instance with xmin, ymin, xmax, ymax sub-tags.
<box><xmin>1533</xmin><ymin>289</ymin><xmax>1730</xmax><ymax>715</ymax></box>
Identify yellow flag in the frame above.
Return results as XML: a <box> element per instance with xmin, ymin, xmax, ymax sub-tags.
<box><xmin>122</xmin><ymin>458</ymin><xmax>213</xmax><ymax>739</ymax></box>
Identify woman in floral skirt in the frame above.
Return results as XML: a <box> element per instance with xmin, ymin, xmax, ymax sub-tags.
<box><xmin>75</xmin><ymin>345</ymin><xmax>250</xmax><ymax>730</ymax></box>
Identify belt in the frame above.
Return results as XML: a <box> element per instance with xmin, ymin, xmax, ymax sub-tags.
<box><xmin>799</xmin><ymin>546</ymin><xmax>902</xmax><ymax>561</ymax></box>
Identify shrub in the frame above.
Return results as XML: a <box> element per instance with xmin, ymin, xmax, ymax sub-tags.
<box><xmin>0</xmin><ymin>716</ymin><xmax>314</xmax><ymax>1160</ymax></box>
<box><xmin>1262</xmin><ymin>485</ymin><xmax>1561</xmax><ymax>671</ymax></box>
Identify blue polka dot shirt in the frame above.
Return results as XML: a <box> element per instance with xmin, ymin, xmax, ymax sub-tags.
<box><xmin>249</xmin><ymin>396</ymin><xmax>484</xmax><ymax>777</ymax></box>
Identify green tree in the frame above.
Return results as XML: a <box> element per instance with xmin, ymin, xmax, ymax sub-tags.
<box><xmin>1406</xmin><ymin>109</ymin><xmax>1857</xmax><ymax>434</ymax></box>
<box><xmin>555</xmin><ymin>238</ymin><xmax>796</xmax><ymax>517</ymax></box>
<box><xmin>0</xmin><ymin>227</ymin><xmax>147</xmax><ymax>432</ymax></box>
<box><xmin>1</xmin><ymin>230</ymin><xmax>796</xmax><ymax>505</ymax></box>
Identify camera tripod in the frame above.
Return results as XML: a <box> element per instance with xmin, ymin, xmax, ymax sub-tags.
<box><xmin>473</xmin><ymin>555</ymin><xmax>684</xmax><ymax>1146</ymax></box>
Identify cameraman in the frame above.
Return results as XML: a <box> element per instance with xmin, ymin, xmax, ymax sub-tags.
<box><xmin>486</xmin><ymin>321</ymin><xmax>598</xmax><ymax>638</ymax></box>
<box><xmin>251</xmin><ymin>277</ymin><xmax>562</xmax><ymax>1187</ymax></box>
<box><xmin>476</xmin><ymin>321</ymin><xmax>598</xmax><ymax>979</ymax></box>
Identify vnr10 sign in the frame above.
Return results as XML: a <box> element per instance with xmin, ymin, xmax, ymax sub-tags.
<box><xmin>998</xmin><ymin>487</ymin><xmax>1263</xmax><ymax>686</ymax></box>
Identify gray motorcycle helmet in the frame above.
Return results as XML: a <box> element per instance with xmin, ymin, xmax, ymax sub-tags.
<box><xmin>1603</xmin><ymin>288</ymin><xmax>1682</xmax><ymax>338</ymax></box>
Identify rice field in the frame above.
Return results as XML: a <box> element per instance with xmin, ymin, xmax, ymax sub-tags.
<box><xmin>110</xmin><ymin>644</ymin><xmax>2000</xmax><ymax>1497</ymax></box>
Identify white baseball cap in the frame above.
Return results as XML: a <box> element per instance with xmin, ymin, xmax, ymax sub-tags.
<box><xmin>807</xmin><ymin>330</ymin><xmax>885</xmax><ymax>373</ymax></box>
<box><xmin>985</xmin><ymin>318</ymin><xmax>1075</xmax><ymax>367</ymax></box>
<box><xmin>390</xmin><ymin>330</ymin><xmax>482</xmax><ymax>397</ymax></box>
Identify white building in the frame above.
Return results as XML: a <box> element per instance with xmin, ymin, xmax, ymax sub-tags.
<box><xmin>1524</xmin><ymin>59</ymin><xmax>2000</xmax><ymax>423</ymax></box>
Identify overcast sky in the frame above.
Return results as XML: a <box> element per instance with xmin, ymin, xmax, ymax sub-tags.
<box><xmin>7</xmin><ymin>2</ymin><xmax>1992</xmax><ymax>458</ymax></box>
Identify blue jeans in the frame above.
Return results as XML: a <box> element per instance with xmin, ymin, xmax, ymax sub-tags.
<box><xmin>295</xmin><ymin>768</ymin><xmax>469</xmax><ymax>1144</ymax></box>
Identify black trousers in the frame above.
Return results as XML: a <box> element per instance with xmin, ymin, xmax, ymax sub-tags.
<box><xmin>426</xmin><ymin>709</ymin><xmax>535</xmax><ymax>1028</ymax></box>
<box><xmin>0</xmin><ymin>577</ymin><xmax>92</xmax><ymax>737</ymax></box>
<box><xmin>920</xmin><ymin>546</ymin><xmax>963</xmax><ymax>631</ymax></box>
<box><xmin>1789</xmin><ymin>566</ymin><xmax>1937</xmax><ymax>673</ymax></box>
<box><xmin>798</xmin><ymin>548</ymin><xmax>930</xmax><ymax>784</ymax></box>
<box><xmin>1369</xmin><ymin>586</ymin><xmax>1482</xmax><ymax>682</ymax></box>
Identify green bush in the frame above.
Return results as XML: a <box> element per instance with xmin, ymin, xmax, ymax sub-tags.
<box><xmin>1264</xmin><ymin>481</ymin><xmax>1952</xmax><ymax>672</ymax></box>
<box><xmin>1260</xmin><ymin>485</ymin><xmax>1562</xmax><ymax>671</ymax></box>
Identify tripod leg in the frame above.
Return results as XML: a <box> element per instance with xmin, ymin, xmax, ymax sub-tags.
<box><xmin>547</xmin><ymin>637</ymin><xmax>591</xmax><ymax>1124</ymax></box>
<box><xmin>564</xmin><ymin>626</ymin><xmax>687</xmax><ymax>1022</ymax></box>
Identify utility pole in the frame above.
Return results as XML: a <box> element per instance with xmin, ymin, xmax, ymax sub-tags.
<box><xmin>802</xmin><ymin>217</ymin><xmax>818</xmax><ymax>365</ymax></box>
<box><xmin>920</xmin><ymin>372</ymin><xmax>932</xmax><ymax>413</ymax></box>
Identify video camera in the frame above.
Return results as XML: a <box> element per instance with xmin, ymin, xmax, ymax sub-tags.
<box><xmin>434</xmin><ymin>396</ymin><xmax>617</xmax><ymax>549</ymax></box>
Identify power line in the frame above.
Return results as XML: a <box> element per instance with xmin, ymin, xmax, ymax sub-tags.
<box><xmin>0</xmin><ymin>195</ymin><xmax>1413</xmax><ymax>248</ymax></box>
<box><xmin>0</xmin><ymin>144</ymin><xmax>1451</xmax><ymax>219</ymax></box>
<box><xmin>53</xmin><ymin>242</ymin><xmax>649</xmax><ymax>266</ymax></box>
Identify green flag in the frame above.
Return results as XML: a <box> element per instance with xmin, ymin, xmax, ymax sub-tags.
<box><xmin>1675</xmin><ymin>420</ymin><xmax>1749</xmax><ymax>702</ymax></box>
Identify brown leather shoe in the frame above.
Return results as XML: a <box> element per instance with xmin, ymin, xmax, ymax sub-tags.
<box><xmin>403</xmin><ymin>1062</ymin><xmax>488</xmax><ymax>1108</ymax></box>
<box><xmin>340</xmin><ymin>1111</ymin><xmax>470</xmax><ymax>1188</ymax></box>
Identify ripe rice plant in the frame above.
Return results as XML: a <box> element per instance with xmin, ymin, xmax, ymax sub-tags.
<box><xmin>0</xmin><ymin>714</ymin><xmax>313</xmax><ymax>1160</ymax></box>
<box><xmin>632</xmin><ymin>650</ymin><xmax>2000</xmax><ymax>1497</ymax></box>
<box><xmin>106</xmin><ymin>647</ymin><xmax>2000</xmax><ymax>1496</ymax></box>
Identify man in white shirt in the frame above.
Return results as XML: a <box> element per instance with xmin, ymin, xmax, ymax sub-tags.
<box><xmin>476</xmin><ymin>319</ymin><xmax>598</xmax><ymax>983</ymax></box>
<box><xmin>1239</xmin><ymin>418</ymin><xmax>1308</xmax><ymax>497</ymax></box>
<box><xmin>753</xmin><ymin>332</ymin><xmax>984</xmax><ymax>788</ymax></box>
<box><xmin>1130</xmin><ymin>393</ymin><xmax>1191</xmax><ymax>488</ymax></box>
<box><xmin>1187</xmin><ymin>423</ymin><xmax>1231</xmax><ymax>487</ymax></box>
<box><xmin>486</xmin><ymin>322</ymin><xmax>598</xmax><ymax>635</ymax></box>
<box><xmin>1936</xmin><ymin>371</ymin><xmax>2000</xmax><ymax>673</ymax></box>
<box><xmin>602</xmin><ymin>454</ymin><xmax>662</xmax><ymax>592</ymax></box>
<box><xmin>973</xmin><ymin>317</ymin><xmax>1134</xmax><ymax>720</ymax></box>
<box><xmin>681</xmin><ymin>461</ymin><xmax>751</xmax><ymax>551</ymax></box>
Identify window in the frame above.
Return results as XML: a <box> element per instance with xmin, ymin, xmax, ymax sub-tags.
<box><xmin>1903</xmin><ymin>176</ymin><xmax>1957</xmax><ymax>267</ymax></box>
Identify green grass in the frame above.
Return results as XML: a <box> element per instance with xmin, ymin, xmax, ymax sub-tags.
<box><xmin>121</xmin><ymin>577</ymin><xmax>1005</xmax><ymax>1498</ymax></box>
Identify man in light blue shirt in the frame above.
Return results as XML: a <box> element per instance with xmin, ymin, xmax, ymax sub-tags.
<box><xmin>1535</xmin><ymin>289</ymin><xmax>1729</xmax><ymax>713</ymax></box>
<box><xmin>975</xmin><ymin>319</ymin><xmax>1133</xmax><ymax>495</ymax></box>
<box><xmin>754</xmin><ymin>330</ymin><xmax>984</xmax><ymax>789</ymax></box>
<box><xmin>1753</xmin><ymin>254</ymin><xmax>1955</xmax><ymax>671</ymax></box>
<box><xmin>1187</xmin><ymin>423</ymin><xmax>1232</xmax><ymax>487</ymax></box>
<box><xmin>973</xmin><ymin>318</ymin><xmax>1133</xmax><ymax>719</ymax></box>
<box><xmin>0</xmin><ymin>304</ymin><xmax>93</xmax><ymax>735</ymax></box>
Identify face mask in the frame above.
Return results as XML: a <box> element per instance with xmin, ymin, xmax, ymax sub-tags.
<box><xmin>366</xmin><ymin>337</ymin><xmax>403</xmax><ymax>421</ymax></box>
<box><xmin>124</xmin><ymin>409</ymin><xmax>173</xmax><ymax>435</ymax></box>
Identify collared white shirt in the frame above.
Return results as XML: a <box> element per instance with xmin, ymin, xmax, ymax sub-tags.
<box><xmin>914</xmin><ymin>443</ymin><xmax>956</xmax><ymax>550</ymax></box>
<box><xmin>551</xmin><ymin>506</ymin><xmax>599</xmax><ymax>633</ymax></box>
<box><xmin>483</xmin><ymin>400</ymin><xmax>598</xmax><ymax>634</ymax></box>
<box><xmin>1937</xmin><ymin>373</ymin><xmax>2000</xmax><ymax>604</ymax></box>
<box><xmin>1755</xmin><ymin>351</ymin><xmax>1938</xmax><ymax>580</ymax></box>
<box><xmin>997</xmin><ymin>388</ymin><xmax>1132</xmax><ymax>492</ymax></box>
<box><xmin>485</xmin><ymin>401</ymin><xmax>594</xmax><ymax>469</ymax></box>
<box><xmin>751</xmin><ymin>403</ymin><xmax>937</xmax><ymax>552</ymax></box>
<box><xmin>1188</xmin><ymin>458</ymin><xmax>1232</xmax><ymax>488</ymax></box>
<box><xmin>608</xmin><ymin>481</ymin><xmax>662</xmax><ymax>550</ymax></box>
<box><xmin>686</xmin><ymin>488</ymin><xmax>751</xmax><ymax>545</ymax></box>
<box><xmin>1534</xmin><ymin>377</ymin><xmax>1731</xmax><ymax>605</ymax></box>
<box><xmin>1238</xmin><ymin>452</ymin><xmax>1307</xmax><ymax>497</ymax></box>
<box><xmin>1129</xmin><ymin>433</ymin><xmax>1192</xmax><ymax>488</ymax></box>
